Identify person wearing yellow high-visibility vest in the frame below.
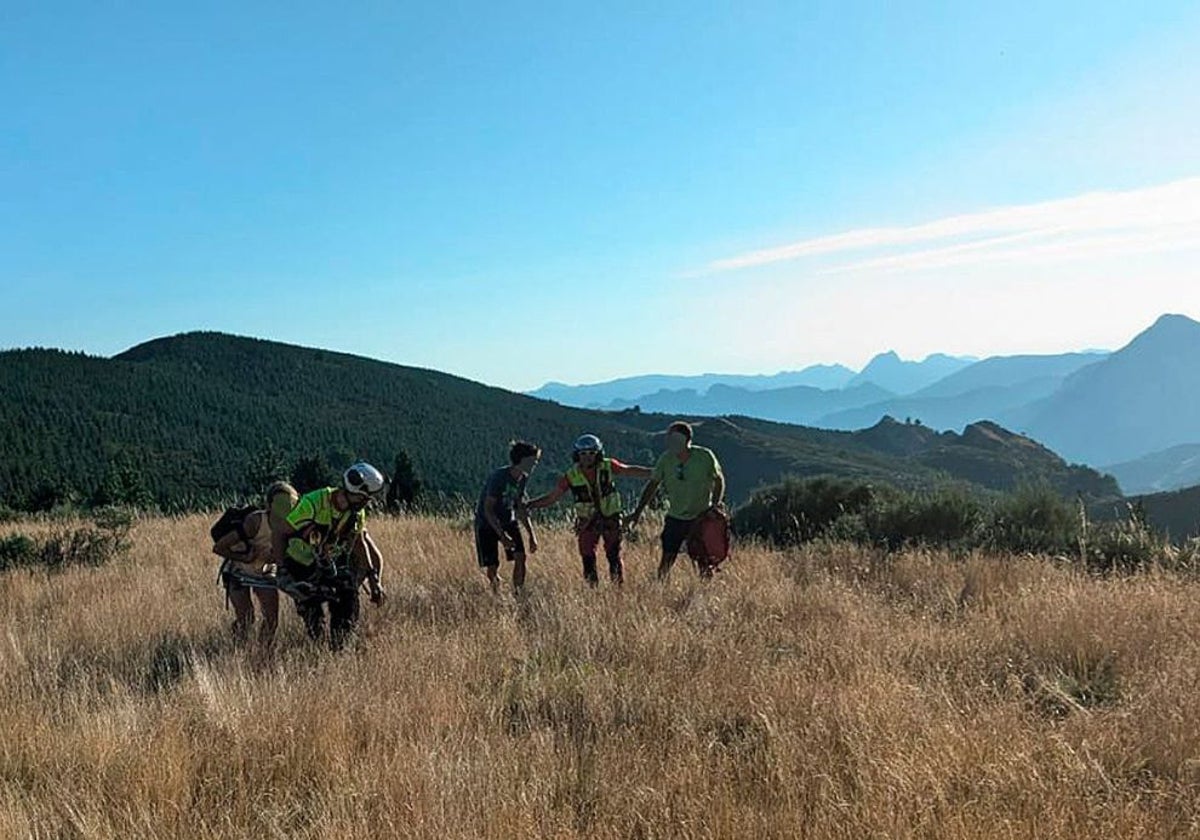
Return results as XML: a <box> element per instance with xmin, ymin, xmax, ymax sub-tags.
<box><xmin>524</xmin><ymin>434</ymin><xmax>652</xmax><ymax>585</ymax></box>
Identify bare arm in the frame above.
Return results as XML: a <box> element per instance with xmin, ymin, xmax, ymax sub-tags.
<box><xmin>525</xmin><ymin>484</ymin><xmax>568</xmax><ymax>510</ymax></box>
<box><xmin>712</xmin><ymin>472</ymin><xmax>726</xmax><ymax>508</ymax></box>
<box><xmin>627</xmin><ymin>478</ymin><xmax>661</xmax><ymax>524</ymax></box>
<box><xmin>213</xmin><ymin>514</ymin><xmax>259</xmax><ymax>561</ymax></box>
<box><xmin>613</xmin><ymin>463</ymin><xmax>654</xmax><ymax>480</ymax></box>
<box><xmin>359</xmin><ymin>531</ymin><xmax>386</xmax><ymax>602</ymax></box>
<box><xmin>519</xmin><ymin>503</ymin><xmax>538</xmax><ymax>553</ymax></box>
<box><xmin>361</xmin><ymin>531</ymin><xmax>383</xmax><ymax>583</ymax></box>
<box><xmin>271</xmin><ymin>520</ymin><xmax>296</xmax><ymax>567</ymax></box>
<box><xmin>483</xmin><ymin>497</ymin><xmax>520</xmax><ymax>553</ymax></box>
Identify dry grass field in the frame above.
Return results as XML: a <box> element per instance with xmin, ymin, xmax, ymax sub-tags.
<box><xmin>1</xmin><ymin>512</ymin><xmax>1200</xmax><ymax>838</ymax></box>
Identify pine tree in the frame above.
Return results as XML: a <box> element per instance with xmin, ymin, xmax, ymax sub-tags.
<box><xmin>387</xmin><ymin>450</ymin><xmax>423</xmax><ymax>511</ymax></box>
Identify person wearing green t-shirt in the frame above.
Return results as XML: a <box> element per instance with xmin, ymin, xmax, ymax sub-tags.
<box><xmin>272</xmin><ymin>462</ymin><xmax>387</xmax><ymax>650</ymax></box>
<box><xmin>626</xmin><ymin>421</ymin><xmax>726</xmax><ymax>580</ymax></box>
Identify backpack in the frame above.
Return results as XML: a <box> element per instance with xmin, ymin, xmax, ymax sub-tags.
<box><xmin>686</xmin><ymin>507</ymin><xmax>732</xmax><ymax>573</ymax></box>
<box><xmin>210</xmin><ymin>505</ymin><xmax>258</xmax><ymax>547</ymax></box>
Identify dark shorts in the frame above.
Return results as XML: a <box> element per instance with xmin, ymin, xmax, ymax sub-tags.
<box><xmin>221</xmin><ymin>562</ymin><xmax>276</xmax><ymax>593</ymax></box>
<box><xmin>475</xmin><ymin>520</ymin><xmax>525</xmax><ymax>568</ymax></box>
<box><xmin>661</xmin><ymin>515</ymin><xmax>696</xmax><ymax>557</ymax></box>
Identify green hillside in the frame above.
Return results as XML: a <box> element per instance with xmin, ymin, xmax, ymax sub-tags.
<box><xmin>0</xmin><ymin>332</ymin><xmax>1119</xmax><ymax>511</ymax></box>
<box><xmin>1127</xmin><ymin>485</ymin><xmax>1200</xmax><ymax>542</ymax></box>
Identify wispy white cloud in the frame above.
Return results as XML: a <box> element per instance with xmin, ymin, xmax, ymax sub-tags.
<box><xmin>704</xmin><ymin>177</ymin><xmax>1200</xmax><ymax>275</ymax></box>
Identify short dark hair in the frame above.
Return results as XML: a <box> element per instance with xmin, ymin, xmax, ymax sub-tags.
<box><xmin>509</xmin><ymin>440</ymin><xmax>541</xmax><ymax>464</ymax></box>
<box><xmin>667</xmin><ymin>421</ymin><xmax>693</xmax><ymax>442</ymax></box>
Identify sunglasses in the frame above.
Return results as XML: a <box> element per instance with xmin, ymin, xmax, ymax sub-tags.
<box><xmin>675</xmin><ymin>463</ymin><xmax>686</xmax><ymax>480</ymax></box>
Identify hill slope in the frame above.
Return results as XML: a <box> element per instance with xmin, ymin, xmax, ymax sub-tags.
<box><xmin>1103</xmin><ymin>445</ymin><xmax>1200</xmax><ymax>495</ymax></box>
<box><xmin>0</xmin><ymin>333</ymin><xmax>1118</xmax><ymax>510</ymax></box>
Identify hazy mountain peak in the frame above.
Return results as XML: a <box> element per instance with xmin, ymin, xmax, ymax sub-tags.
<box><xmin>1021</xmin><ymin>312</ymin><xmax>1200</xmax><ymax>465</ymax></box>
<box><xmin>848</xmin><ymin>351</ymin><xmax>975</xmax><ymax>396</ymax></box>
<box><xmin>1122</xmin><ymin>313</ymin><xmax>1200</xmax><ymax>354</ymax></box>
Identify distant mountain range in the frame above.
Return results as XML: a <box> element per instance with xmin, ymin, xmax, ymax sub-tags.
<box><xmin>530</xmin><ymin>314</ymin><xmax>1200</xmax><ymax>494</ymax></box>
<box><xmin>0</xmin><ymin>333</ymin><xmax>1117</xmax><ymax>512</ymax></box>
<box><xmin>531</xmin><ymin>364</ymin><xmax>857</xmax><ymax>408</ymax></box>
<box><xmin>1103</xmin><ymin>445</ymin><xmax>1200</xmax><ymax>496</ymax></box>
<box><xmin>818</xmin><ymin>352</ymin><xmax>1106</xmax><ymax>431</ymax></box>
<box><xmin>602</xmin><ymin>382</ymin><xmax>894</xmax><ymax>426</ymax></box>
<box><xmin>1017</xmin><ymin>315</ymin><xmax>1200</xmax><ymax>467</ymax></box>
<box><xmin>845</xmin><ymin>351</ymin><xmax>976</xmax><ymax>394</ymax></box>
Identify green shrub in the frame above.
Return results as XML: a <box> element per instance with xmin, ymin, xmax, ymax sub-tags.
<box><xmin>734</xmin><ymin>476</ymin><xmax>881</xmax><ymax>546</ymax></box>
<box><xmin>1083</xmin><ymin>503</ymin><xmax>1166</xmax><ymax>573</ymax></box>
<box><xmin>869</xmin><ymin>487</ymin><xmax>984</xmax><ymax>550</ymax></box>
<box><xmin>735</xmin><ymin>476</ymin><xmax>1185</xmax><ymax>574</ymax></box>
<box><xmin>984</xmin><ymin>484</ymin><xmax>1079</xmax><ymax>556</ymax></box>
<box><xmin>0</xmin><ymin>534</ymin><xmax>37</xmax><ymax>571</ymax></box>
<box><xmin>0</xmin><ymin>507</ymin><xmax>133</xmax><ymax>573</ymax></box>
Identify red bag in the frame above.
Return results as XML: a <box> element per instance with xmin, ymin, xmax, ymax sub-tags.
<box><xmin>686</xmin><ymin>507</ymin><xmax>732</xmax><ymax>574</ymax></box>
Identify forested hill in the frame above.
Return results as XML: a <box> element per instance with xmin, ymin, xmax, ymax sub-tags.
<box><xmin>0</xmin><ymin>332</ymin><xmax>1118</xmax><ymax>511</ymax></box>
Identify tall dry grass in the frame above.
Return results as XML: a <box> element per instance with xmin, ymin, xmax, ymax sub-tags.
<box><xmin>1</xmin><ymin>513</ymin><xmax>1199</xmax><ymax>838</ymax></box>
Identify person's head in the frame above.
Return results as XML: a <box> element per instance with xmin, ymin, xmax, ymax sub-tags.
<box><xmin>572</xmin><ymin>433</ymin><xmax>603</xmax><ymax>464</ymax></box>
<box><xmin>509</xmin><ymin>440</ymin><xmax>542</xmax><ymax>475</ymax></box>
<box><xmin>265</xmin><ymin>481</ymin><xmax>299</xmax><ymax>522</ymax></box>
<box><xmin>665</xmin><ymin>421</ymin><xmax>693</xmax><ymax>455</ymax></box>
<box><xmin>342</xmin><ymin>462</ymin><xmax>387</xmax><ymax>510</ymax></box>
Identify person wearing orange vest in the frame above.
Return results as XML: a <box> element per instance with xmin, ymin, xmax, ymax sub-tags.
<box><xmin>524</xmin><ymin>434</ymin><xmax>652</xmax><ymax>585</ymax></box>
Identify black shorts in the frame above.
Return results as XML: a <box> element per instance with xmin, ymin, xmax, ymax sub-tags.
<box><xmin>221</xmin><ymin>562</ymin><xmax>275</xmax><ymax>593</ymax></box>
<box><xmin>475</xmin><ymin>520</ymin><xmax>525</xmax><ymax>568</ymax></box>
<box><xmin>661</xmin><ymin>515</ymin><xmax>696</xmax><ymax>557</ymax></box>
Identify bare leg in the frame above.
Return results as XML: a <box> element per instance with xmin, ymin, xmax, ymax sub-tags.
<box><xmin>484</xmin><ymin>566</ymin><xmax>500</xmax><ymax>594</ymax></box>
<box><xmin>253</xmin><ymin>587</ymin><xmax>279</xmax><ymax>649</ymax></box>
<box><xmin>228</xmin><ymin>588</ymin><xmax>254</xmax><ymax>643</ymax></box>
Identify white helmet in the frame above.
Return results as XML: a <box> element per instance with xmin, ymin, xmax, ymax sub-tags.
<box><xmin>573</xmin><ymin>434</ymin><xmax>603</xmax><ymax>454</ymax></box>
<box><xmin>343</xmin><ymin>462</ymin><xmax>386</xmax><ymax>497</ymax></box>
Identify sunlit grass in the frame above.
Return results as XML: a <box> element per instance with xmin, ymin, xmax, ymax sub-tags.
<box><xmin>0</xmin><ymin>514</ymin><xmax>1198</xmax><ymax>838</ymax></box>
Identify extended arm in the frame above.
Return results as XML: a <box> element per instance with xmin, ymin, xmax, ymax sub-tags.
<box><xmin>518</xmin><ymin>502</ymin><xmax>538</xmax><ymax>553</ymax></box>
<box><xmin>524</xmin><ymin>484</ymin><xmax>569</xmax><ymax>510</ymax></box>
<box><xmin>626</xmin><ymin>478</ymin><xmax>661</xmax><ymax>526</ymax></box>
<box><xmin>613</xmin><ymin>462</ymin><xmax>654</xmax><ymax>480</ymax></box>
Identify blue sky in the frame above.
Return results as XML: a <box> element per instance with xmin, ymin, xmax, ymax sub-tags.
<box><xmin>3</xmin><ymin>2</ymin><xmax>1199</xmax><ymax>390</ymax></box>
